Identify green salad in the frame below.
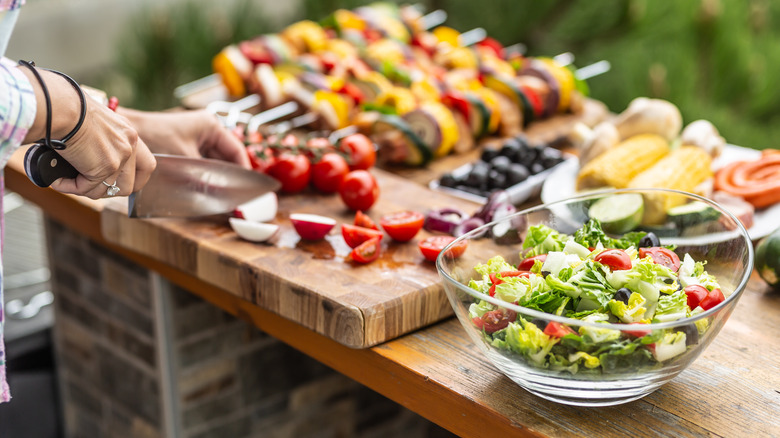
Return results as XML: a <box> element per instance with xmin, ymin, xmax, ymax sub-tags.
<box><xmin>467</xmin><ymin>219</ymin><xmax>728</xmax><ymax>375</ymax></box>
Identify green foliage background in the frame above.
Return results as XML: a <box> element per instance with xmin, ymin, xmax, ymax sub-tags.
<box><xmin>108</xmin><ymin>0</ymin><xmax>780</xmax><ymax>150</ymax></box>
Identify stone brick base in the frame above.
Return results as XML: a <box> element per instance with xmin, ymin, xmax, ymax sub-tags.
<box><xmin>45</xmin><ymin>219</ymin><xmax>455</xmax><ymax>438</ymax></box>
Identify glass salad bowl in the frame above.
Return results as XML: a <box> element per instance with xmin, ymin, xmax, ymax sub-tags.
<box><xmin>436</xmin><ymin>188</ymin><xmax>753</xmax><ymax>406</ymax></box>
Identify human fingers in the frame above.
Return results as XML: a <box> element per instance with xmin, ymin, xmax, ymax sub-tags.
<box><xmin>132</xmin><ymin>137</ymin><xmax>157</xmax><ymax>193</ymax></box>
<box><xmin>203</xmin><ymin>127</ymin><xmax>252</xmax><ymax>169</ymax></box>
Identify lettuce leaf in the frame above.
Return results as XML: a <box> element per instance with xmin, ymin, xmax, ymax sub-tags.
<box><xmin>573</xmin><ymin>219</ymin><xmax>645</xmax><ymax>249</ymax></box>
<box><xmin>523</xmin><ymin>225</ymin><xmax>567</xmax><ymax>257</ymax></box>
<box><xmin>654</xmin><ymin>290</ymin><xmax>689</xmax><ymax>322</ymax></box>
<box><xmin>608</xmin><ymin>292</ymin><xmax>648</xmax><ymax>323</ymax></box>
<box><xmin>474</xmin><ymin>255</ymin><xmax>515</xmax><ymax>277</ymax></box>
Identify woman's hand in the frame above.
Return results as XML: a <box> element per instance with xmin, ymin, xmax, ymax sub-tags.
<box><xmin>21</xmin><ymin>67</ymin><xmax>156</xmax><ymax>199</ymax></box>
<box><xmin>119</xmin><ymin>108</ymin><xmax>251</xmax><ymax>169</ymax></box>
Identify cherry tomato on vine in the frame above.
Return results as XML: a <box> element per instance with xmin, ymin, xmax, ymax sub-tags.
<box><xmin>267</xmin><ymin>152</ymin><xmax>310</xmax><ymax>193</ymax></box>
<box><xmin>246</xmin><ymin>144</ymin><xmax>276</xmax><ymax>173</ymax></box>
<box><xmin>595</xmin><ymin>249</ymin><xmax>632</xmax><ymax>271</ymax></box>
<box><xmin>339</xmin><ymin>170</ymin><xmax>379</xmax><ymax>211</ymax></box>
<box><xmin>380</xmin><ymin>210</ymin><xmax>425</xmax><ymax>242</ymax></box>
<box><xmin>339</xmin><ymin>133</ymin><xmax>376</xmax><ymax>170</ymax></box>
<box><xmin>418</xmin><ymin>236</ymin><xmax>468</xmax><ymax>262</ymax></box>
<box><xmin>311</xmin><ymin>153</ymin><xmax>349</xmax><ymax>193</ymax></box>
<box><xmin>638</xmin><ymin>247</ymin><xmax>681</xmax><ymax>272</ymax></box>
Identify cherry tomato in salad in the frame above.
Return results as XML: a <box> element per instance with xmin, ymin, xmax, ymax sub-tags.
<box><xmin>246</xmin><ymin>144</ymin><xmax>276</xmax><ymax>173</ymax></box>
<box><xmin>311</xmin><ymin>152</ymin><xmax>349</xmax><ymax>193</ymax></box>
<box><xmin>638</xmin><ymin>247</ymin><xmax>681</xmax><ymax>272</ymax></box>
<box><xmin>543</xmin><ymin>321</ymin><xmax>577</xmax><ymax>338</ymax></box>
<box><xmin>684</xmin><ymin>285</ymin><xmax>709</xmax><ymax>310</ymax></box>
<box><xmin>698</xmin><ymin>288</ymin><xmax>725</xmax><ymax>310</ymax></box>
<box><xmin>339</xmin><ymin>133</ymin><xmax>376</xmax><ymax>170</ymax></box>
<box><xmin>518</xmin><ymin>254</ymin><xmax>547</xmax><ymax>271</ymax></box>
<box><xmin>624</xmin><ymin>322</ymin><xmax>651</xmax><ymax>338</ymax></box>
<box><xmin>339</xmin><ymin>170</ymin><xmax>379</xmax><ymax>211</ymax></box>
<box><xmin>354</xmin><ymin>210</ymin><xmax>379</xmax><ymax>230</ymax></box>
<box><xmin>418</xmin><ymin>236</ymin><xmax>468</xmax><ymax>262</ymax></box>
<box><xmin>479</xmin><ymin>309</ymin><xmax>517</xmax><ymax>334</ymax></box>
<box><xmin>341</xmin><ymin>223</ymin><xmax>383</xmax><ymax>249</ymax></box>
<box><xmin>349</xmin><ymin>236</ymin><xmax>381</xmax><ymax>264</ymax></box>
<box><xmin>595</xmin><ymin>249</ymin><xmax>632</xmax><ymax>271</ymax></box>
<box><xmin>489</xmin><ymin>271</ymin><xmax>530</xmax><ymax>285</ymax></box>
<box><xmin>267</xmin><ymin>152</ymin><xmax>310</xmax><ymax>193</ymax></box>
<box><xmin>380</xmin><ymin>210</ymin><xmax>425</xmax><ymax>242</ymax></box>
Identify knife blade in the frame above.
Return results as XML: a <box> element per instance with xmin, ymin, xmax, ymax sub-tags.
<box><xmin>128</xmin><ymin>154</ymin><xmax>280</xmax><ymax>218</ymax></box>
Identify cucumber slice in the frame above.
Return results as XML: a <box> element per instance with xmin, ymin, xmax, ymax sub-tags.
<box><xmin>464</xmin><ymin>94</ymin><xmax>489</xmax><ymax>138</ymax></box>
<box><xmin>588</xmin><ymin>193</ymin><xmax>644</xmax><ymax>234</ymax></box>
<box><xmin>667</xmin><ymin>201</ymin><xmax>720</xmax><ymax>228</ymax></box>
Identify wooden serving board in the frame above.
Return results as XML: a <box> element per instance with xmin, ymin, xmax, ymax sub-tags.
<box><xmin>101</xmin><ymin>168</ymin><xmax>482</xmax><ymax>348</ymax></box>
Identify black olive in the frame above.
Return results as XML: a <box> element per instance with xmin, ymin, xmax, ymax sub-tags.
<box><xmin>514</xmin><ymin>134</ymin><xmax>531</xmax><ymax>150</ymax></box>
<box><xmin>466</xmin><ymin>162</ymin><xmax>490</xmax><ymax>189</ymax></box>
<box><xmin>481</xmin><ymin>146</ymin><xmax>501</xmax><ymax>163</ymax></box>
<box><xmin>488</xmin><ymin>169</ymin><xmax>508</xmax><ymax>190</ymax></box>
<box><xmin>518</xmin><ymin>146</ymin><xmax>537</xmax><ymax>165</ymax></box>
<box><xmin>614</xmin><ymin>288</ymin><xmax>631</xmax><ymax>303</ymax></box>
<box><xmin>663</xmin><ymin>277</ymin><xmax>675</xmax><ymax>285</ymax></box>
<box><xmin>540</xmin><ymin>270</ymin><xmax>551</xmax><ymax>278</ymax></box>
<box><xmin>530</xmin><ymin>318</ymin><xmax>548</xmax><ymax>330</ymax></box>
<box><xmin>639</xmin><ymin>232</ymin><xmax>661</xmax><ymax>248</ymax></box>
<box><xmin>438</xmin><ymin>173</ymin><xmax>458</xmax><ymax>188</ymax></box>
<box><xmin>679</xmin><ymin>324</ymin><xmax>699</xmax><ymax>346</ymax></box>
<box><xmin>489</xmin><ymin>155</ymin><xmax>512</xmax><ymax>174</ymax></box>
<box><xmin>676</xmin><ymin>282</ymin><xmax>683</xmax><ymax>292</ymax></box>
<box><xmin>530</xmin><ymin>162</ymin><xmax>546</xmax><ymax>175</ymax></box>
<box><xmin>506</xmin><ymin>163</ymin><xmax>530</xmax><ymax>186</ymax></box>
<box><xmin>499</xmin><ymin>141</ymin><xmax>521</xmax><ymax>161</ymax></box>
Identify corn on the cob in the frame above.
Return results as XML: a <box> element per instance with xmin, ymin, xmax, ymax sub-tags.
<box><xmin>628</xmin><ymin>146</ymin><xmax>713</xmax><ymax>224</ymax></box>
<box><xmin>576</xmin><ymin>134</ymin><xmax>670</xmax><ymax>190</ymax></box>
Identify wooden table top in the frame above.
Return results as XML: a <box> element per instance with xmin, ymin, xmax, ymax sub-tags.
<box><xmin>7</xmin><ymin>136</ymin><xmax>780</xmax><ymax>437</ymax></box>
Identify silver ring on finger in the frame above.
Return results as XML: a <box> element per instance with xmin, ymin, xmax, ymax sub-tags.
<box><xmin>102</xmin><ymin>180</ymin><xmax>120</xmax><ymax>197</ymax></box>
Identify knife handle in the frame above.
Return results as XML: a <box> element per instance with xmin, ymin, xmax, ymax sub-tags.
<box><xmin>24</xmin><ymin>144</ymin><xmax>79</xmax><ymax>187</ymax></box>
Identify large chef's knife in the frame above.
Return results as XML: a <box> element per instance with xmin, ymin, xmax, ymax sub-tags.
<box><xmin>23</xmin><ymin>147</ymin><xmax>280</xmax><ymax>218</ymax></box>
<box><xmin>128</xmin><ymin>154</ymin><xmax>280</xmax><ymax>218</ymax></box>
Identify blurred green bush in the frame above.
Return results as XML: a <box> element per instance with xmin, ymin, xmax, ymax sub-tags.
<box><xmin>110</xmin><ymin>0</ymin><xmax>779</xmax><ymax>150</ymax></box>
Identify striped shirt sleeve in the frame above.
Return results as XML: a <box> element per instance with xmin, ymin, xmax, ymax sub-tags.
<box><xmin>0</xmin><ymin>56</ymin><xmax>36</xmax><ymax>168</ymax></box>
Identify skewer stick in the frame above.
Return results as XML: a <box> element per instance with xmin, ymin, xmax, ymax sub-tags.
<box><xmin>575</xmin><ymin>60</ymin><xmax>611</xmax><ymax>81</ymax></box>
<box><xmin>420</xmin><ymin>9</ymin><xmax>448</xmax><ymax>30</ymax></box>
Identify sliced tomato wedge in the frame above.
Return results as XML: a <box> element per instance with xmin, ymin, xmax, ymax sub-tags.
<box><xmin>350</xmin><ymin>236</ymin><xmax>381</xmax><ymax>264</ymax></box>
<box><xmin>418</xmin><ymin>236</ymin><xmax>468</xmax><ymax>262</ymax></box>
<box><xmin>518</xmin><ymin>254</ymin><xmax>546</xmax><ymax>271</ymax></box>
<box><xmin>595</xmin><ymin>249</ymin><xmax>632</xmax><ymax>271</ymax></box>
<box><xmin>380</xmin><ymin>210</ymin><xmax>425</xmax><ymax>242</ymax></box>
<box><xmin>698</xmin><ymin>288</ymin><xmax>725</xmax><ymax>310</ymax></box>
<box><xmin>684</xmin><ymin>285</ymin><xmax>709</xmax><ymax>309</ymax></box>
<box><xmin>638</xmin><ymin>247</ymin><xmax>681</xmax><ymax>272</ymax></box>
<box><xmin>479</xmin><ymin>309</ymin><xmax>517</xmax><ymax>333</ymax></box>
<box><xmin>354</xmin><ymin>210</ymin><xmax>379</xmax><ymax>230</ymax></box>
<box><xmin>624</xmin><ymin>322</ymin><xmax>651</xmax><ymax>338</ymax></box>
<box><xmin>543</xmin><ymin>321</ymin><xmax>577</xmax><ymax>338</ymax></box>
<box><xmin>341</xmin><ymin>223</ymin><xmax>384</xmax><ymax>249</ymax></box>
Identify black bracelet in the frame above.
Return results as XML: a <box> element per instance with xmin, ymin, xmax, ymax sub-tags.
<box><xmin>18</xmin><ymin>60</ymin><xmax>87</xmax><ymax>150</ymax></box>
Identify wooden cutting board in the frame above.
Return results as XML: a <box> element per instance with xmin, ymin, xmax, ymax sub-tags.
<box><xmin>101</xmin><ymin>168</ymin><xmax>482</xmax><ymax>348</ymax></box>
<box><xmin>100</xmin><ymin>99</ymin><xmax>609</xmax><ymax>348</ymax></box>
